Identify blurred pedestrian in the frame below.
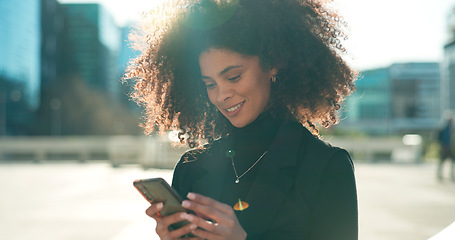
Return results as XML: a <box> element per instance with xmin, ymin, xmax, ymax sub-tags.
<box><xmin>126</xmin><ymin>0</ymin><xmax>358</xmax><ymax>239</ymax></box>
<box><xmin>437</xmin><ymin>116</ymin><xmax>454</xmax><ymax>182</ymax></box>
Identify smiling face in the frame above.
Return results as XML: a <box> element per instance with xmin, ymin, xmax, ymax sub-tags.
<box><xmin>199</xmin><ymin>48</ymin><xmax>277</xmax><ymax>128</ymax></box>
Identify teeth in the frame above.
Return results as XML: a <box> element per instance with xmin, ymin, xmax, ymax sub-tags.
<box><xmin>226</xmin><ymin>102</ymin><xmax>244</xmax><ymax>112</ymax></box>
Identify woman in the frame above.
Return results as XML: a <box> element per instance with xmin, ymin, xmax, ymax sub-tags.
<box><xmin>126</xmin><ymin>0</ymin><xmax>358</xmax><ymax>239</ymax></box>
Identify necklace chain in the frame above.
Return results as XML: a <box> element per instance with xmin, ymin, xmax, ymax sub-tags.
<box><xmin>230</xmin><ymin>150</ymin><xmax>268</xmax><ymax>184</ymax></box>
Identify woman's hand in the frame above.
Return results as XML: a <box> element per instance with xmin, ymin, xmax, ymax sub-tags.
<box><xmin>145</xmin><ymin>202</ymin><xmax>201</xmax><ymax>240</ymax></box>
<box><xmin>181</xmin><ymin>192</ymin><xmax>247</xmax><ymax>240</ymax></box>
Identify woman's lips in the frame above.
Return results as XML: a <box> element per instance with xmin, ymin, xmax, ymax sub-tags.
<box><xmin>224</xmin><ymin>101</ymin><xmax>245</xmax><ymax>116</ymax></box>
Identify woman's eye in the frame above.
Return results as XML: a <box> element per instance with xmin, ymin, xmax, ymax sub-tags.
<box><xmin>205</xmin><ymin>83</ymin><xmax>216</xmax><ymax>89</ymax></box>
<box><xmin>228</xmin><ymin>74</ymin><xmax>241</xmax><ymax>81</ymax></box>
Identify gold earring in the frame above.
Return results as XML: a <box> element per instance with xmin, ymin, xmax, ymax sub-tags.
<box><xmin>271</xmin><ymin>76</ymin><xmax>277</xmax><ymax>83</ymax></box>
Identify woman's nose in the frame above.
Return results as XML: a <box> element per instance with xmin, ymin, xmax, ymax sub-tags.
<box><xmin>216</xmin><ymin>83</ymin><xmax>234</xmax><ymax>102</ymax></box>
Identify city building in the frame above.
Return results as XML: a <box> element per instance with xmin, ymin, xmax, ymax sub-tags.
<box><xmin>46</xmin><ymin>3</ymin><xmax>140</xmax><ymax>135</ymax></box>
<box><xmin>41</xmin><ymin>0</ymin><xmax>64</xmax><ymax>87</ymax></box>
<box><xmin>117</xmin><ymin>24</ymin><xmax>142</xmax><ymax>114</ymax></box>
<box><xmin>118</xmin><ymin>24</ymin><xmax>141</xmax><ymax>76</ymax></box>
<box><xmin>340</xmin><ymin>67</ymin><xmax>390</xmax><ymax>134</ymax></box>
<box><xmin>0</xmin><ymin>0</ymin><xmax>41</xmax><ymax>135</ymax></box>
<box><xmin>38</xmin><ymin>0</ymin><xmax>65</xmax><ymax>135</ymax></box>
<box><xmin>442</xmin><ymin>7</ymin><xmax>455</xmax><ymax>113</ymax></box>
<box><xmin>339</xmin><ymin>63</ymin><xmax>441</xmax><ymax>135</ymax></box>
<box><xmin>0</xmin><ymin>1</ymin><xmax>140</xmax><ymax>136</ymax></box>
<box><xmin>389</xmin><ymin>63</ymin><xmax>441</xmax><ymax>132</ymax></box>
<box><xmin>60</xmin><ymin>3</ymin><xmax>121</xmax><ymax>94</ymax></box>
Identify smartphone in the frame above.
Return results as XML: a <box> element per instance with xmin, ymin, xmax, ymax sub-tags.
<box><xmin>133</xmin><ymin>177</ymin><xmax>195</xmax><ymax>236</ymax></box>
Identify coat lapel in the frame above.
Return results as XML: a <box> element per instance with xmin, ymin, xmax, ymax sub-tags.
<box><xmin>190</xmin><ymin>136</ymin><xmax>233</xmax><ymax>201</ymax></box>
<box><xmin>237</xmin><ymin>121</ymin><xmax>306</xmax><ymax>236</ymax></box>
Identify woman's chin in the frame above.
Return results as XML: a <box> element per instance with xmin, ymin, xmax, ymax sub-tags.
<box><xmin>227</xmin><ymin>118</ymin><xmax>254</xmax><ymax>128</ymax></box>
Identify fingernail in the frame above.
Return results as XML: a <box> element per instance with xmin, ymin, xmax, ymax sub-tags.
<box><xmin>189</xmin><ymin>224</ymin><xmax>197</xmax><ymax>230</ymax></box>
<box><xmin>186</xmin><ymin>214</ymin><xmax>195</xmax><ymax>221</ymax></box>
<box><xmin>187</xmin><ymin>192</ymin><xmax>195</xmax><ymax>199</ymax></box>
<box><xmin>182</xmin><ymin>200</ymin><xmax>190</xmax><ymax>208</ymax></box>
<box><xmin>180</xmin><ymin>212</ymin><xmax>187</xmax><ymax>219</ymax></box>
<box><xmin>156</xmin><ymin>202</ymin><xmax>163</xmax><ymax>209</ymax></box>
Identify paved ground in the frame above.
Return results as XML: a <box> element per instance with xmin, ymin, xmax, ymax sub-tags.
<box><xmin>0</xmin><ymin>160</ymin><xmax>454</xmax><ymax>240</ymax></box>
<box><xmin>355</xmin><ymin>162</ymin><xmax>455</xmax><ymax>240</ymax></box>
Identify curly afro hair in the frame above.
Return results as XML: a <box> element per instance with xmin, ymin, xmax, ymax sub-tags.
<box><xmin>125</xmin><ymin>0</ymin><xmax>357</xmax><ymax>147</ymax></box>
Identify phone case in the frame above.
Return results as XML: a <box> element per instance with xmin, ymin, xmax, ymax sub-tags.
<box><xmin>133</xmin><ymin>178</ymin><xmax>195</xmax><ymax>236</ymax></box>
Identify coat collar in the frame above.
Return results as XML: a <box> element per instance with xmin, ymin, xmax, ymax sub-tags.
<box><xmin>190</xmin><ymin>135</ymin><xmax>233</xmax><ymax>199</ymax></box>
<box><xmin>237</xmin><ymin>121</ymin><xmax>306</xmax><ymax>236</ymax></box>
<box><xmin>190</xmin><ymin>121</ymin><xmax>308</xmax><ymax>236</ymax></box>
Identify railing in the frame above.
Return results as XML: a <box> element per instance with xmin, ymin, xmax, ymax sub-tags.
<box><xmin>326</xmin><ymin>134</ymin><xmax>423</xmax><ymax>163</ymax></box>
<box><xmin>0</xmin><ymin>134</ymin><xmax>423</xmax><ymax>167</ymax></box>
<box><xmin>0</xmin><ymin>135</ymin><xmax>189</xmax><ymax>169</ymax></box>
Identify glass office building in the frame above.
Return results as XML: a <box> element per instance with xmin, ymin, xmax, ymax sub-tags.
<box><xmin>339</xmin><ymin>63</ymin><xmax>440</xmax><ymax>134</ymax></box>
<box><xmin>341</xmin><ymin>68</ymin><xmax>391</xmax><ymax>134</ymax></box>
<box><xmin>118</xmin><ymin>24</ymin><xmax>140</xmax><ymax>75</ymax></box>
<box><xmin>61</xmin><ymin>4</ymin><xmax>120</xmax><ymax>94</ymax></box>
<box><xmin>442</xmin><ymin>43</ymin><xmax>455</xmax><ymax>112</ymax></box>
<box><xmin>389</xmin><ymin>63</ymin><xmax>441</xmax><ymax>132</ymax></box>
<box><xmin>0</xmin><ymin>0</ymin><xmax>41</xmax><ymax>109</ymax></box>
<box><xmin>0</xmin><ymin>0</ymin><xmax>41</xmax><ymax>135</ymax></box>
<box><xmin>442</xmin><ymin>7</ymin><xmax>455</xmax><ymax>113</ymax></box>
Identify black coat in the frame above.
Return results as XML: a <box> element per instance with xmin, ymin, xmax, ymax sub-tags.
<box><xmin>172</xmin><ymin>121</ymin><xmax>358</xmax><ymax>240</ymax></box>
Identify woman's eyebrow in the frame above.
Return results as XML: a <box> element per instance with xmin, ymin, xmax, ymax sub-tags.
<box><xmin>201</xmin><ymin>65</ymin><xmax>243</xmax><ymax>79</ymax></box>
<box><xmin>219</xmin><ymin>65</ymin><xmax>242</xmax><ymax>76</ymax></box>
<box><xmin>201</xmin><ymin>65</ymin><xmax>243</xmax><ymax>80</ymax></box>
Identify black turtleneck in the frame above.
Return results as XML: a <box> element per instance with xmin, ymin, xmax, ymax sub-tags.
<box><xmin>220</xmin><ymin>112</ymin><xmax>283</xmax><ymax>209</ymax></box>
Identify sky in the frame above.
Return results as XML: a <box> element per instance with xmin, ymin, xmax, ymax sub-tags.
<box><xmin>58</xmin><ymin>0</ymin><xmax>455</xmax><ymax>71</ymax></box>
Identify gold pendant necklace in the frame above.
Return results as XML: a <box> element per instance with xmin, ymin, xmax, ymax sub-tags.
<box><xmin>226</xmin><ymin>149</ymin><xmax>268</xmax><ymax>184</ymax></box>
<box><xmin>234</xmin><ymin>199</ymin><xmax>249</xmax><ymax>211</ymax></box>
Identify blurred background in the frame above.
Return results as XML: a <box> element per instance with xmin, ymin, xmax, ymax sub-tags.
<box><xmin>1</xmin><ymin>0</ymin><xmax>455</xmax><ymax>162</ymax></box>
<box><xmin>1</xmin><ymin>0</ymin><xmax>455</xmax><ymax>240</ymax></box>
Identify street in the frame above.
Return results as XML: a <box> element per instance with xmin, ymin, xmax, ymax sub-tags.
<box><xmin>0</xmin><ymin>160</ymin><xmax>454</xmax><ymax>240</ymax></box>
